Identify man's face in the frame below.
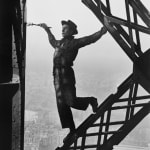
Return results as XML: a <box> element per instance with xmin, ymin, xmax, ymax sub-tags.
<box><xmin>62</xmin><ymin>24</ymin><xmax>73</xmax><ymax>38</ymax></box>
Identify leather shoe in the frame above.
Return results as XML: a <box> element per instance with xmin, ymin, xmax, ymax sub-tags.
<box><xmin>63</xmin><ymin>129</ymin><xmax>76</xmax><ymax>143</ymax></box>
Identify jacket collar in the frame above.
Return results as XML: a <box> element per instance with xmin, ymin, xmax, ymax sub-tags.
<box><xmin>62</xmin><ymin>36</ymin><xmax>74</xmax><ymax>41</ymax></box>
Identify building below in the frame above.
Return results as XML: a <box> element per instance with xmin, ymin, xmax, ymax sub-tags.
<box><xmin>113</xmin><ymin>145</ymin><xmax>150</xmax><ymax>150</ymax></box>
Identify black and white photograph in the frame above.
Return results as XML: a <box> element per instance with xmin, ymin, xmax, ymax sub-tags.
<box><xmin>0</xmin><ymin>0</ymin><xmax>150</xmax><ymax>150</ymax></box>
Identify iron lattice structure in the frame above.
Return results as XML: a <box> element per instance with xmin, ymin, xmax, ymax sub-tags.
<box><xmin>57</xmin><ymin>0</ymin><xmax>150</xmax><ymax>150</ymax></box>
<box><xmin>11</xmin><ymin>0</ymin><xmax>27</xmax><ymax>149</ymax></box>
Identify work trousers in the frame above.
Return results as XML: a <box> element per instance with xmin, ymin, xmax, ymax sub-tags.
<box><xmin>53</xmin><ymin>66</ymin><xmax>92</xmax><ymax>129</ymax></box>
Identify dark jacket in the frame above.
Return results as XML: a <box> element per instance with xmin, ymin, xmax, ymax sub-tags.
<box><xmin>46</xmin><ymin>29</ymin><xmax>104</xmax><ymax>84</ymax></box>
<box><xmin>47</xmin><ymin>29</ymin><xmax>104</xmax><ymax>67</ymax></box>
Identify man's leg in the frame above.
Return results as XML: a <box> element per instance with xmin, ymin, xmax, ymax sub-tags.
<box><xmin>63</xmin><ymin>84</ymin><xmax>98</xmax><ymax>113</ymax></box>
<box><xmin>54</xmin><ymin>83</ymin><xmax>75</xmax><ymax>130</ymax></box>
<box><xmin>59</xmin><ymin>83</ymin><xmax>98</xmax><ymax>143</ymax></box>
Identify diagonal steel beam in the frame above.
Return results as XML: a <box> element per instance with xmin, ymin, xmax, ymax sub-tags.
<box><xmin>96</xmin><ymin>0</ymin><xmax>143</xmax><ymax>56</ymax></box>
<box><xmin>99</xmin><ymin>102</ymin><xmax>150</xmax><ymax>150</ymax></box>
<box><xmin>129</xmin><ymin>0</ymin><xmax>150</xmax><ymax>28</ymax></box>
<box><xmin>82</xmin><ymin>0</ymin><xmax>137</xmax><ymax>62</ymax></box>
<box><xmin>106</xmin><ymin>16</ymin><xmax>150</xmax><ymax>34</ymax></box>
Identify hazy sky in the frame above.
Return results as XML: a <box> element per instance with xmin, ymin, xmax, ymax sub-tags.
<box><xmin>26</xmin><ymin>0</ymin><xmax>150</xmax><ymax>76</ymax></box>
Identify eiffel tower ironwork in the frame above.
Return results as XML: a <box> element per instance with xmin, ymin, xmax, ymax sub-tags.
<box><xmin>0</xmin><ymin>0</ymin><xmax>149</xmax><ymax>150</ymax></box>
<box><xmin>56</xmin><ymin>0</ymin><xmax>150</xmax><ymax>149</ymax></box>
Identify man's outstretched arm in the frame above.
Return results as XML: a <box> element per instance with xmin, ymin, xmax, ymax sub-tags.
<box><xmin>40</xmin><ymin>23</ymin><xmax>57</xmax><ymax>48</ymax></box>
<box><xmin>75</xmin><ymin>26</ymin><xmax>107</xmax><ymax>48</ymax></box>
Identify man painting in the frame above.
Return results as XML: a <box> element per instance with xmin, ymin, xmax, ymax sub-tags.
<box><xmin>40</xmin><ymin>20</ymin><xmax>107</xmax><ymax>140</ymax></box>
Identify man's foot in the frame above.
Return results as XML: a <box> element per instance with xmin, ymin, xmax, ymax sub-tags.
<box><xmin>63</xmin><ymin>128</ymin><xmax>76</xmax><ymax>143</ymax></box>
<box><xmin>90</xmin><ymin>97</ymin><xmax>98</xmax><ymax>113</ymax></box>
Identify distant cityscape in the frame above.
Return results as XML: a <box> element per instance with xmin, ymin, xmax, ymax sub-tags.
<box><xmin>24</xmin><ymin>110</ymin><xmax>66</xmax><ymax>150</ymax></box>
<box><xmin>24</xmin><ymin>109</ymin><xmax>150</xmax><ymax>150</ymax></box>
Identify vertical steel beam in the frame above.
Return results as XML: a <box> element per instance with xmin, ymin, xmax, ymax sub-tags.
<box><xmin>81</xmin><ymin>132</ymin><xmax>86</xmax><ymax>150</ymax></box>
<box><xmin>12</xmin><ymin>0</ymin><xmax>26</xmax><ymax>150</ymax></box>
<box><xmin>106</xmin><ymin>0</ymin><xmax>111</xmax><ymax>15</ymax></box>
<box><xmin>125</xmin><ymin>0</ymin><xmax>135</xmax><ymax>52</ymax></box>
<box><xmin>103</xmin><ymin>110</ymin><xmax>111</xmax><ymax>142</ymax></box>
<box><xmin>97</xmin><ymin>114</ymin><xmax>104</xmax><ymax>149</ymax></box>
<box><xmin>20</xmin><ymin>1</ymin><xmax>26</xmax><ymax>149</ymax></box>
<box><xmin>125</xmin><ymin>82</ymin><xmax>134</xmax><ymax>121</ymax></box>
<box><xmin>133</xmin><ymin>10</ymin><xmax>142</xmax><ymax>56</ymax></box>
<box><xmin>130</xmin><ymin>83</ymin><xmax>138</xmax><ymax>118</ymax></box>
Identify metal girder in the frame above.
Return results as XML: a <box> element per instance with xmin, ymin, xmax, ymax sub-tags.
<box><xmin>129</xmin><ymin>0</ymin><xmax>150</xmax><ymax>28</ymax></box>
<box><xmin>106</xmin><ymin>16</ymin><xmax>150</xmax><ymax>34</ymax></box>
<box><xmin>99</xmin><ymin>102</ymin><xmax>150</xmax><ymax>150</ymax></box>
<box><xmin>10</xmin><ymin>0</ymin><xmax>26</xmax><ymax>150</ymax></box>
<box><xmin>82</xmin><ymin>0</ymin><xmax>137</xmax><ymax>62</ymax></box>
<box><xmin>96</xmin><ymin>0</ymin><xmax>143</xmax><ymax>56</ymax></box>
